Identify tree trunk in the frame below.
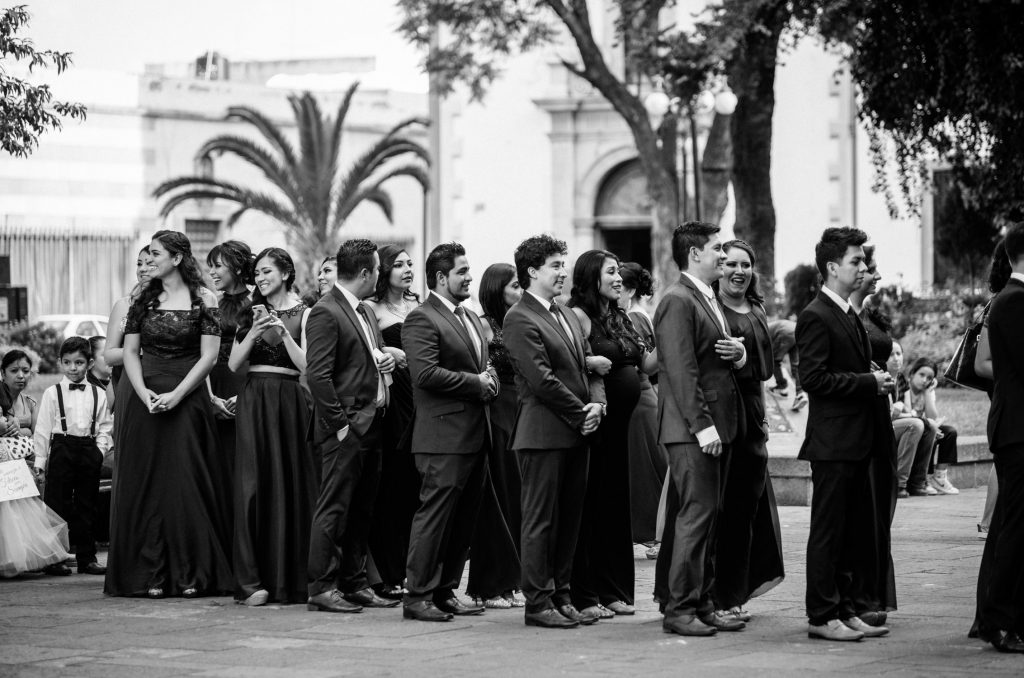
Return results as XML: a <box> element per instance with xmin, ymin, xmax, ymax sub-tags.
<box><xmin>700</xmin><ymin>112</ymin><xmax>733</xmax><ymax>226</ymax></box>
<box><xmin>727</xmin><ymin>1</ymin><xmax>789</xmax><ymax>286</ymax></box>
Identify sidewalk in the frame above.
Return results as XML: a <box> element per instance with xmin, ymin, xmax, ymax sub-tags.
<box><xmin>1</xmin><ymin>488</ymin><xmax>1018</xmax><ymax>677</ymax></box>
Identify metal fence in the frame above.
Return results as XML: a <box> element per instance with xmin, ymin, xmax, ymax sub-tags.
<box><xmin>0</xmin><ymin>224</ymin><xmax>139</xmax><ymax>321</ymax></box>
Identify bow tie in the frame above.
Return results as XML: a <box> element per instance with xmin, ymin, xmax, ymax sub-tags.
<box><xmin>68</xmin><ymin>383</ymin><xmax>86</xmax><ymax>391</ymax></box>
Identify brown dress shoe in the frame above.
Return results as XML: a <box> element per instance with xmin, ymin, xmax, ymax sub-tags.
<box><xmin>345</xmin><ymin>587</ymin><xmax>401</xmax><ymax>608</ymax></box>
<box><xmin>78</xmin><ymin>562</ymin><xmax>106</xmax><ymax>575</ymax></box>
<box><xmin>663</xmin><ymin>616</ymin><xmax>717</xmax><ymax>637</ymax></box>
<box><xmin>808</xmin><ymin>619</ymin><xmax>864</xmax><ymax>641</ymax></box>
<box><xmin>858</xmin><ymin>611</ymin><xmax>888</xmax><ymax>627</ymax></box>
<box><xmin>699</xmin><ymin>611</ymin><xmax>746</xmax><ymax>631</ymax></box>
<box><xmin>308</xmin><ymin>589</ymin><xmax>363</xmax><ymax>613</ymax></box>
<box><xmin>403</xmin><ymin>600</ymin><xmax>453</xmax><ymax>622</ymax></box>
<box><xmin>525</xmin><ymin>608</ymin><xmax>579</xmax><ymax>629</ymax></box>
<box><xmin>435</xmin><ymin>596</ymin><xmax>484</xmax><ymax>616</ymax></box>
<box><xmin>557</xmin><ymin>604</ymin><xmax>599</xmax><ymax>625</ymax></box>
<box><xmin>843</xmin><ymin>616</ymin><xmax>889</xmax><ymax>638</ymax></box>
<box><xmin>606</xmin><ymin>601</ymin><xmax>635</xmax><ymax>616</ymax></box>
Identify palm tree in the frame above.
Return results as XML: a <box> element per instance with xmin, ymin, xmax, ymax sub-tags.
<box><xmin>153</xmin><ymin>82</ymin><xmax>429</xmax><ymax>287</ymax></box>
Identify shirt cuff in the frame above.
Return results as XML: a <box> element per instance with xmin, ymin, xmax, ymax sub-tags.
<box><xmin>733</xmin><ymin>343</ymin><xmax>747</xmax><ymax>370</ymax></box>
<box><xmin>695</xmin><ymin>425</ymin><xmax>720</xmax><ymax>448</ymax></box>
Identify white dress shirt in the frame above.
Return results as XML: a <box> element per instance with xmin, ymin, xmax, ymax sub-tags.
<box><xmin>335</xmin><ymin>283</ymin><xmax>387</xmax><ymax>407</ymax></box>
<box><xmin>527</xmin><ymin>289</ymin><xmax>575</xmax><ymax>341</ymax></box>
<box><xmin>33</xmin><ymin>377</ymin><xmax>113</xmax><ymax>471</ymax></box>
<box><xmin>821</xmin><ymin>284</ymin><xmax>852</xmax><ymax>313</ymax></box>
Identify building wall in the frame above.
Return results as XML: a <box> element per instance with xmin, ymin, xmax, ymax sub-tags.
<box><xmin>0</xmin><ymin>66</ymin><xmax>427</xmax><ymax>316</ymax></box>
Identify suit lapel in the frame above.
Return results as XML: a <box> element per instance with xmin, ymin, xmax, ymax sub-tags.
<box><xmin>428</xmin><ymin>293</ymin><xmax>480</xmax><ymax>368</ymax></box>
<box><xmin>524</xmin><ymin>293</ymin><xmax>582</xmax><ymax>366</ymax></box>
<box><xmin>466</xmin><ymin>309</ymin><xmax>488</xmax><ymax>370</ymax></box>
<box><xmin>679</xmin><ymin>275</ymin><xmax>727</xmax><ymax>340</ymax></box>
<box><xmin>330</xmin><ymin>286</ymin><xmax>374</xmax><ymax>358</ymax></box>
<box><xmin>819</xmin><ymin>292</ymin><xmax>867</xmax><ymax>360</ymax></box>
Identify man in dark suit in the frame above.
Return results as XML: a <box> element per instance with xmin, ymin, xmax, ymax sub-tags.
<box><xmin>305</xmin><ymin>239</ymin><xmax>398</xmax><ymax>613</ymax></box>
<box><xmin>401</xmin><ymin>242</ymin><xmax>497</xmax><ymax>622</ymax></box>
<box><xmin>797</xmin><ymin>226</ymin><xmax>894</xmax><ymax>642</ymax></box>
<box><xmin>978</xmin><ymin>222</ymin><xmax>1024</xmax><ymax>653</ymax></box>
<box><xmin>503</xmin><ymin>234</ymin><xmax>606</xmax><ymax>629</ymax></box>
<box><xmin>654</xmin><ymin>221</ymin><xmax>747</xmax><ymax>637</ymax></box>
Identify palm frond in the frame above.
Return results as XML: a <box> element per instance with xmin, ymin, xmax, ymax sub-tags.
<box><xmin>329</xmin><ymin>81</ymin><xmax>361</xmax><ymax>166</ymax></box>
<box><xmin>193</xmin><ymin>135</ymin><xmax>303</xmax><ymax>205</ymax></box>
<box><xmin>332</xmin><ymin>165</ymin><xmax>428</xmax><ymax>230</ymax></box>
<box><xmin>225</xmin><ymin>106</ymin><xmax>299</xmax><ymax>171</ymax></box>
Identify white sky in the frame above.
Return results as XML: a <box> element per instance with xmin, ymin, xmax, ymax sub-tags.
<box><xmin>23</xmin><ymin>0</ymin><xmax>426</xmax><ymax>89</ymax></box>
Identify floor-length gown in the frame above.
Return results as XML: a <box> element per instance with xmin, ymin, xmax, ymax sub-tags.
<box><xmin>571</xmin><ymin>316</ymin><xmax>642</xmax><ymax>609</ymax></box>
<box><xmin>626</xmin><ymin>309</ymin><xmax>667</xmax><ymax>545</ymax></box>
<box><xmin>713</xmin><ymin>304</ymin><xmax>785</xmax><ymax>609</ymax></box>
<box><xmin>105</xmin><ymin>303</ymin><xmax>233</xmax><ymax>597</ymax></box>
<box><xmin>367</xmin><ymin>321</ymin><xmax>421</xmax><ymax>592</ymax></box>
<box><xmin>232</xmin><ymin>303</ymin><xmax>316</xmax><ymax>604</ymax></box>
<box><xmin>467</xmin><ymin>316</ymin><xmax>522</xmax><ymax>600</ymax></box>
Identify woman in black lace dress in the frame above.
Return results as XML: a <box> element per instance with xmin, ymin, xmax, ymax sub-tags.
<box><xmin>105</xmin><ymin>231</ymin><xmax>232</xmax><ymax>599</ymax></box>
<box><xmin>569</xmin><ymin>250</ymin><xmax>656</xmax><ymax>619</ymax></box>
<box><xmin>206</xmin><ymin>241</ymin><xmax>253</xmax><ymax>481</ymax></box>
<box><xmin>847</xmin><ymin>244</ymin><xmax>898</xmax><ymax>623</ymax></box>
<box><xmin>712</xmin><ymin>240</ymin><xmax>785</xmax><ymax>621</ymax></box>
<box><xmin>364</xmin><ymin>245</ymin><xmax>421</xmax><ymax>598</ymax></box>
<box><xmin>228</xmin><ymin>248</ymin><xmax>315</xmax><ymax>606</ymax></box>
<box><xmin>467</xmin><ymin>263</ymin><xmax>525</xmax><ymax>608</ymax></box>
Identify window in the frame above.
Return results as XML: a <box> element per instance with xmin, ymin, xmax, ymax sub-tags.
<box><xmin>75</xmin><ymin>321</ymin><xmax>99</xmax><ymax>337</ymax></box>
<box><xmin>184</xmin><ymin>219</ymin><xmax>221</xmax><ymax>266</ymax></box>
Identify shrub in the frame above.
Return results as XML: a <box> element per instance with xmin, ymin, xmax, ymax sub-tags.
<box><xmin>2</xmin><ymin>323</ymin><xmax>63</xmax><ymax>373</ymax></box>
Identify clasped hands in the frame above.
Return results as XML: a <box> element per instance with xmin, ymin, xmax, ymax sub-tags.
<box><xmin>715</xmin><ymin>336</ymin><xmax>745</xmax><ymax>363</ymax></box>
<box><xmin>580</xmin><ymin>402</ymin><xmax>603</xmax><ymax>435</ymax></box>
<box><xmin>873</xmin><ymin>370</ymin><xmax>895</xmax><ymax>395</ymax></box>
<box><xmin>145</xmin><ymin>389</ymin><xmax>183</xmax><ymax>413</ymax></box>
<box><xmin>477</xmin><ymin>371</ymin><xmax>498</xmax><ymax>401</ymax></box>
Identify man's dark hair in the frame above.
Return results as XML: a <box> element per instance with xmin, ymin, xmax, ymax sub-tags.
<box><xmin>514</xmin><ymin>235</ymin><xmax>568</xmax><ymax>289</ymax></box>
<box><xmin>425</xmin><ymin>242</ymin><xmax>466</xmax><ymax>290</ymax></box>
<box><xmin>814</xmin><ymin>227</ymin><xmax>868</xmax><ymax>279</ymax></box>
<box><xmin>335</xmin><ymin>239</ymin><xmax>378</xmax><ymax>280</ymax></box>
<box><xmin>59</xmin><ymin>336</ymin><xmax>92</xmax><ymax>361</ymax></box>
<box><xmin>1004</xmin><ymin>222</ymin><xmax>1024</xmax><ymax>265</ymax></box>
<box><xmin>671</xmin><ymin>221</ymin><xmax>720</xmax><ymax>270</ymax></box>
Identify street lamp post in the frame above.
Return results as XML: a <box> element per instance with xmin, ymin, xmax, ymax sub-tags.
<box><xmin>645</xmin><ymin>83</ymin><xmax>738</xmax><ymax>223</ymax></box>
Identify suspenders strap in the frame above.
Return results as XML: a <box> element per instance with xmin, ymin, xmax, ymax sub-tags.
<box><xmin>54</xmin><ymin>383</ymin><xmax>100</xmax><ymax>437</ymax></box>
<box><xmin>90</xmin><ymin>384</ymin><xmax>99</xmax><ymax>437</ymax></box>
<box><xmin>55</xmin><ymin>383</ymin><xmax>68</xmax><ymax>434</ymax></box>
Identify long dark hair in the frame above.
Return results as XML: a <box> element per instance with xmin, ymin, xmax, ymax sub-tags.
<box><xmin>133</xmin><ymin>230</ymin><xmax>207</xmax><ymax>314</ymax></box>
<box><xmin>989</xmin><ymin>238</ymin><xmax>1012</xmax><ymax>294</ymax></box>
<box><xmin>568</xmin><ymin>250</ymin><xmax>649</xmax><ymax>352</ymax></box>
<box><xmin>207</xmin><ymin>240</ymin><xmax>254</xmax><ymax>330</ymax></box>
<box><xmin>372</xmin><ymin>245</ymin><xmax>419</xmax><ymax>304</ymax></box>
<box><xmin>250</xmin><ymin>247</ymin><xmax>296</xmax><ymax>311</ymax></box>
<box><xmin>718</xmin><ymin>239</ymin><xmax>764</xmax><ymax>304</ymax></box>
<box><xmin>479</xmin><ymin>263</ymin><xmax>516</xmax><ymax>328</ymax></box>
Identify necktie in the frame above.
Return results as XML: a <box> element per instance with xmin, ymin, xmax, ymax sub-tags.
<box><xmin>356</xmin><ymin>302</ymin><xmax>388</xmax><ymax>406</ymax></box>
<box><xmin>454</xmin><ymin>306</ymin><xmax>482</xmax><ymax>363</ymax></box>
<box><xmin>69</xmin><ymin>383</ymin><xmax>86</xmax><ymax>391</ymax></box>
<box><xmin>549</xmin><ymin>303</ymin><xmax>574</xmax><ymax>343</ymax></box>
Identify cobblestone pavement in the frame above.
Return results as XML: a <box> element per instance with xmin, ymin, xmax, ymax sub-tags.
<box><xmin>1</xmin><ymin>487</ymin><xmax>1019</xmax><ymax>677</ymax></box>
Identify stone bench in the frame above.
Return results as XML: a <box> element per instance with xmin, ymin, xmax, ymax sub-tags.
<box><xmin>767</xmin><ymin>434</ymin><xmax>991</xmax><ymax>507</ymax></box>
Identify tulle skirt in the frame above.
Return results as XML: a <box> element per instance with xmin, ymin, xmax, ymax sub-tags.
<box><xmin>0</xmin><ymin>497</ymin><xmax>70</xmax><ymax>577</ymax></box>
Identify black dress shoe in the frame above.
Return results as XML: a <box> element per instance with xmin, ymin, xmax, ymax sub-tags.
<box><xmin>525</xmin><ymin>608</ymin><xmax>579</xmax><ymax>629</ymax></box>
<box><xmin>403</xmin><ymin>600</ymin><xmax>453</xmax><ymax>622</ymax></box>
<box><xmin>42</xmin><ymin>563</ymin><xmax>72</xmax><ymax>576</ymax></box>
<box><xmin>182</xmin><ymin>587</ymin><xmax>200</xmax><ymax>599</ymax></box>
<box><xmin>345</xmin><ymin>587</ymin><xmax>401</xmax><ymax>608</ymax></box>
<box><xmin>557</xmin><ymin>604</ymin><xmax>599</xmax><ymax>625</ymax></box>
<box><xmin>990</xmin><ymin>630</ymin><xmax>1024</xmax><ymax>653</ymax></box>
<box><xmin>435</xmin><ymin>596</ymin><xmax>484</xmax><ymax>616</ymax></box>
<box><xmin>78</xmin><ymin>562</ymin><xmax>106</xmax><ymax>575</ymax></box>
<box><xmin>858</xmin><ymin>611</ymin><xmax>887</xmax><ymax>627</ymax></box>
<box><xmin>699</xmin><ymin>612</ymin><xmax>745</xmax><ymax>632</ymax></box>
<box><xmin>308</xmin><ymin>589</ymin><xmax>363</xmax><ymax>613</ymax></box>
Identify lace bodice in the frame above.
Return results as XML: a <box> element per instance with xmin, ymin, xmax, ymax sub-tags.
<box><xmin>236</xmin><ymin>303</ymin><xmax>306</xmax><ymax>370</ymax></box>
<box><xmin>485</xmin><ymin>317</ymin><xmax>515</xmax><ymax>384</ymax></box>
<box><xmin>124</xmin><ymin>304</ymin><xmax>220</xmax><ymax>361</ymax></box>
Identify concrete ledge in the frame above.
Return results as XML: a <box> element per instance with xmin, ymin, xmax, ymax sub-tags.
<box><xmin>767</xmin><ymin>434</ymin><xmax>991</xmax><ymax>507</ymax></box>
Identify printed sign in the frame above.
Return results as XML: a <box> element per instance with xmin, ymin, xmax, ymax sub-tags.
<box><xmin>0</xmin><ymin>459</ymin><xmax>40</xmax><ymax>502</ymax></box>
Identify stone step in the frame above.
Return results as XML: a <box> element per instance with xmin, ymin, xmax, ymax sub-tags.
<box><xmin>767</xmin><ymin>434</ymin><xmax>991</xmax><ymax>507</ymax></box>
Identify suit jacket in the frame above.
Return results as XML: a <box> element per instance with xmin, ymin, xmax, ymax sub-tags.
<box><xmin>987</xmin><ymin>277</ymin><xmax>1024</xmax><ymax>452</ymax></box>
<box><xmin>402</xmin><ymin>293</ymin><xmax>496</xmax><ymax>455</ymax></box>
<box><xmin>305</xmin><ymin>285</ymin><xmax>386</xmax><ymax>443</ymax></box>
<box><xmin>654</xmin><ymin>276</ymin><xmax>740</xmax><ymax>446</ymax></box>
<box><xmin>796</xmin><ymin>291</ymin><xmax>889</xmax><ymax>462</ymax></box>
<box><xmin>503</xmin><ymin>291</ymin><xmax>605</xmax><ymax>451</ymax></box>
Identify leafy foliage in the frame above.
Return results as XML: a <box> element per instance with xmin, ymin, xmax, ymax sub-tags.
<box><xmin>1</xmin><ymin>5</ymin><xmax>87</xmax><ymax>157</ymax></box>
<box><xmin>153</xmin><ymin>85</ymin><xmax>430</xmax><ymax>288</ymax></box>
<box><xmin>809</xmin><ymin>0</ymin><xmax>1024</xmax><ymax>222</ymax></box>
<box><xmin>3</xmin><ymin>323</ymin><xmax>62</xmax><ymax>373</ymax></box>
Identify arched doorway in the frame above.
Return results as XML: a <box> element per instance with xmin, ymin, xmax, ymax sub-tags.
<box><xmin>594</xmin><ymin>160</ymin><xmax>652</xmax><ymax>271</ymax></box>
